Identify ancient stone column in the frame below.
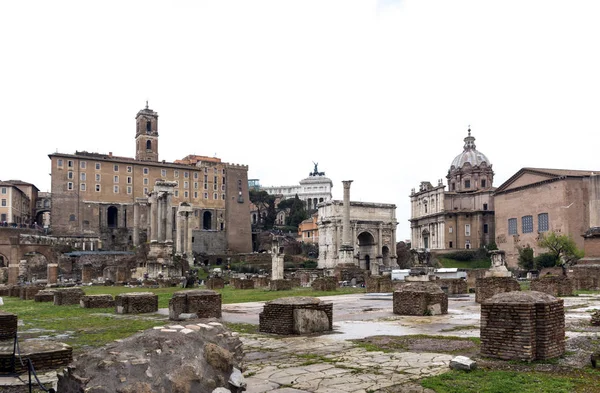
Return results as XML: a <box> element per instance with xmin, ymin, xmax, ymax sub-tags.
<box><xmin>590</xmin><ymin>174</ymin><xmax>600</xmax><ymax>228</ymax></box>
<box><xmin>133</xmin><ymin>202</ymin><xmax>140</xmax><ymax>246</ymax></box>
<box><xmin>186</xmin><ymin>213</ymin><xmax>193</xmax><ymax>257</ymax></box>
<box><xmin>391</xmin><ymin>228</ymin><xmax>397</xmax><ymax>258</ymax></box>
<box><xmin>8</xmin><ymin>263</ymin><xmax>19</xmax><ymax>285</ymax></box>
<box><xmin>165</xmin><ymin>193</ymin><xmax>173</xmax><ymax>243</ymax></box>
<box><xmin>378</xmin><ymin>223</ymin><xmax>383</xmax><ymax>255</ymax></box>
<box><xmin>271</xmin><ymin>238</ymin><xmax>284</xmax><ymax>280</ymax></box>
<box><xmin>341</xmin><ymin>180</ymin><xmax>353</xmax><ymax>247</ymax></box>
<box><xmin>149</xmin><ymin>193</ymin><xmax>158</xmax><ymax>243</ymax></box>
<box><xmin>157</xmin><ymin>194</ymin><xmax>164</xmax><ymax>242</ymax></box>
<box><xmin>47</xmin><ymin>263</ymin><xmax>58</xmax><ymax>285</ymax></box>
<box><xmin>175</xmin><ymin>213</ymin><xmax>183</xmax><ymax>254</ymax></box>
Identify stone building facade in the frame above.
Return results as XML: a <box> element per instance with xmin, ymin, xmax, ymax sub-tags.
<box><xmin>48</xmin><ymin>104</ymin><xmax>252</xmax><ymax>254</ymax></box>
<box><xmin>0</xmin><ymin>180</ymin><xmax>39</xmax><ymax>225</ymax></box>
<box><xmin>318</xmin><ymin>197</ymin><xmax>398</xmax><ymax>270</ymax></box>
<box><xmin>410</xmin><ymin>128</ymin><xmax>495</xmax><ymax>251</ymax></box>
<box><xmin>494</xmin><ymin>168</ymin><xmax>600</xmax><ymax>268</ymax></box>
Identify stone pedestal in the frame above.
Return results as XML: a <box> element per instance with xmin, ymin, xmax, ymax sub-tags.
<box><xmin>259</xmin><ymin>297</ymin><xmax>333</xmax><ymax>335</ymax></box>
<box><xmin>34</xmin><ymin>289</ymin><xmax>56</xmax><ymax>302</ymax></box>
<box><xmin>47</xmin><ymin>263</ymin><xmax>59</xmax><ymax>285</ymax></box>
<box><xmin>168</xmin><ymin>290</ymin><xmax>222</xmax><ymax>320</ymax></box>
<box><xmin>115</xmin><ymin>292</ymin><xmax>158</xmax><ymax>314</ymax></box>
<box><xmin>80</xmin><ymin>295</ymin><xmax>115</xmax><ymax>308</ymax></box>
<box><xmin>475</xmin><ymin>277</ymin><xmax>520</xmax><ymax>303</ymax></box>
<box><xmin>393</xmin><ymin>282</ymin><xmax>448</xmax><ymax>316</ymax></box>
<box><xmin>54</xmin><ymin>288</ymin><xmax>85</xmax><ymax>306</ymax></box>
<box><xmin>8</xmin><ymin>263</ymin><xmax>19</xmax><ymax>285</ymax></box>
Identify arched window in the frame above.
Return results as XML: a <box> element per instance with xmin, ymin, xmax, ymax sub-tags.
<box><xmin>146</xmin><ymin>140</ymin><xmax>152</xmax><ymax>150</ymax></box>
<box><xmin>146</xmin><ymin>121</ymin><xmax>152</xmax><ymax>132</ymax></box>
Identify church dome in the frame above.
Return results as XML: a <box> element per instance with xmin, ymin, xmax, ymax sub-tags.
<box><xmin>450</xmin><ymin>128</ymin><xmax>490</xmax><ymax>170</ymax></box>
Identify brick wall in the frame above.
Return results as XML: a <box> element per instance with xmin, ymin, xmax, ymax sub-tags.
<box><xmin>80</xmin><ymin>294</ymin><xmax>115</xmax><ymax>308</ymax></box>
<box><xmin>583</xmin><ymin>236</ymin><xmax>600</xmax><ymax>257</ymax></box>
<box><xmin>206</xmin><ymin>278</ymin><xmax>225</xmax><ymax>289</ymax></box>
<box><xmin>481</xmin><ymin>291</ymin><xmax>565</xmax><ymax>361</ymax></box>
<box><xmin>366</xmin><ymin>276</ymin><xmax>393</xmax><ymax>293</ymax></box>
<box><xmin>0</xmin><ymin>341</ymin><xmax>72</xmax><ymax>374</ymax></box>
<box><xmin>252</xmin><ymin>276</ymin><xmax>270</xmax><ymax>288</ymax></box>
<box><xmin>530</xmin><ymin>275</ymin><xmax>574</xmax><ymax>296</ymax></box>
<box><xmin>568</xmin><ymin>265</ymin><xmax>600</xmax><ymax>290</ymax></box>
<box><xmin>393</xmin><ymin>283</ymin><xmax>448</xmax><ymax>315</ymax></box>
<box><xmin>0</xmin><ymin>311</ymin><xmax>17</xmax><ymax>340</ymax></box>
<box><xmin>115</xmin><ymin>292</ymin><xmax>158</xmax><ymax>314</ymax></box>
<box><xmin>436</xmin><ymin>278</ymin><xmax>468</xmax><ymax>295</ymax></box>
<box><xmin>334</xmin><ymin>264</ymin><xmax>367</xmax><ymax>284</ymax></box>
<box><xmin>225</xmin><ymin>164</ymin><xmax>252</xmax><ymax>253</ymax></box>
<box><xmin>311</xmin><ymin>277</ymin><xmax>337</xmax><ymax>291</ymax></box>
<box><xmin>466</xmin><ymin>269</ymin><xmax>487</xmax><ymax>291</ymax></box>
<box><xmin>259</xmin><ymin>298</ymin><xmax>333</xmax><ymax>335</ymax></box>
<box><xmin>231</xmin><ymin>278</ymin><xmax>255</xmax><ymax>289</ymax></box>
<box><xmin>34</xmin><ymin>289</ymin><xmax>56</xmax><ymax>302</ymax></box>
<box><xmin>270</xmin><ymin>279</ymin><xmax>293</xmax><ymax>291</ymax></box>
<box><xmin>169</xmin><ymin>289</ymin><xmax>222</xmax><ymax>320</ymax></box>
<box><xmin>54</xmin><ymin>287</ymin><xmax>85</xmax><ymax>306</ymax></box>
<box><xmin>475</xmin><ymin>277</ymin><xmax>520</xmax><ymax>303</ymax></box>
<box><xmin>19</xmin><ymin>285</ymin><xmax>44</xmax><ymax>300</ymax></box>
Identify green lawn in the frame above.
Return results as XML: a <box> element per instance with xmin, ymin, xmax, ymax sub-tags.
<box><xmin>1</xmin><ymin>285</ymin><xmax>364</xmax><ymax>353</ymax></box>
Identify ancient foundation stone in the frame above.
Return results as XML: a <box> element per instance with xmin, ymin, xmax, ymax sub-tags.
<box><xmin>231</xmin><ymin>278</ymin><xmax>255</xmax><ymax>290</ymax></box>
<box><xmin>206</xmin><ymin>278</ymin><xmax>225</xmax><ymax>290</ymax></box>
<box><xmin>0</xmin><ymin>311</ymin><xmax>17</xmax><ymax>340</ymax></box>
<box><xmin>481</xmin><ymin>291</ymin><xmax>565</xmax><ymax>361</ymax></box>
<box><xmin>54</xmin><ymin>287</ymin><xmax>85</xmax><ymax>306</ymax></box>
<box><xmin>169</xmin><ymin>290</ymin><xmax>222</xmax><ymax>320</ymax></box>
<box><xmin>34</xmin><ymin>289</ymin><xmax>57</xmax><ymax>302</ymax></box>
<box><xmin>475</xmin><ymin>277</ymin><xmax>520</xmax><ymax>303</ymax></box>
<box><xmin>115</xmin><ymin>292</ymin><xmax>158</xmax><ymax>314</ymax></box>
<box><xmin>269</xmin><ymin>279</ymin><xmax>293</xmax><ymax>291</ymax></box>
<box><xmin>259</xmin><ymin>296</ymin><xmax>333</xmax><ymax>335</ymax></box>
<box><xmin>437</xmin><ymin>278</ymin><xmax>468</xmax><ymax>295</ymax></box>
<box><xmin>252</xmin><ymin>276</ymin><xmax>270</xmax><ymax>288</ymax></box>
<box><xmin>393</xmin><ymin>282</ymin><xmax>448</xmax><ymax>316</ymax></box>
<box><xmin>530</xmin><ymin>275</ymin><xmax>574</xmax><ymax>297</ymax></box>
<box><xmin>366</xmin><ymin>276</ymin><xmax>393</xmax><ymax>293</ymax></box>
<box><xmin>19</xmin><ymin>285</ymin><xmax>44</xmax><ymax>300</ymax></box>
<box><xmin>311</xmin><ymin>277</ymin><xmax>337</xmax><ymax>291</ymax></box>
<box><xmin>80</xmin><ymin>294</ymin><xmax>115</xmax><ymax>308</ymax></box>
<box><xmin>0</xmin><ymin>340</ymin><xmax>72</xmax><ymax>374</ymax></box>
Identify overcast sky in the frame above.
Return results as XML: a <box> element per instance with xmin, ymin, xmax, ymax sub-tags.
<box><xmin>2</xmin><ymin>1</ymin><xmax>600</xmax><ymax>241</ymax></box>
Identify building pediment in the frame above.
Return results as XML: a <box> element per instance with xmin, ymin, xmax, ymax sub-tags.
<box><xmin>495</xmin><ymin>167</ymin><xmax>599</xmax><ymax>194</ymax></box>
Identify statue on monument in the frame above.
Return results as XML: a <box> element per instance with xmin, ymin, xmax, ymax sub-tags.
<box><xmin>311</xmin><ymin>161</ymin><xmax>325</xmax><ymax>177</ymax></box>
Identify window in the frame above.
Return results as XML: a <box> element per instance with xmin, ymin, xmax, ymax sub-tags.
<box><xmin>174</xmin><ymin>190</ymin><xmax>179</xmax><ymax>197</ymax></box>
<box><xmin>68</xmin><ymin>160</ymin><xmax>73</xmax><ymax>168</ymax></box>
<box><xmin>194</xmin><ymin>192</ymin><xmax>198</xmax><ymax>198</ymax></box>
<box><xmin>95</xmin><ymin>162</ymin><xmax>101</xmax><ymax>170</ymax></box>
<box><xmin>114</xmin><ymin>175</ymin><xmax>119</xmax><ymax>183</ymax></box>
<box><xmin>204</xmin><ymin>167</ymin><xmax>208</xmax><ymax>174</ymax></box>
<box><xmin>204</xmin><ymin>192</ymin><xmax>208</xmax><ymax>199</ymax></box>
<box><xmin>204</xmin><ymin>175</ymin><xmax>208</xmax><ymax>182</ymax></box>
<box><xmin>214</xmin><ymin>176</ymin><xmax>218</xmax><ymax>184</ymax></box>
<box><xmin>80</xmin><ymin>183</ymin><xmax>86</xmax><ymax>191</ymax></box>
<box><xmin>143</xmin><ymin>167</ymin><xmax>148</xmax><ymax>175</ymax></box>
<box><xmin>175</xmin><ymin>180</ymin><xmax>179</xmax><ymax>188</ymax></box>
<box><xmin>114</xmin><ymin>185</ymin><xmax>119</xmax><ymax>193</ymax></box>
<box><xmin>222</xmin><ymin>193</ymin><xmax>226</xmax><ymax>200</ymax></box>
<box><xmin>465</xmin><ymin>240</ymin><xmax>471</xmax><ymax>249</ymax></box>
<box><xmin>127</xmin><ymin>186</ymin><xmax>132</xmax><ymax>194</ymax></box>
<box><xmin>451</xmin><ymin>182</ymin><xmax>456</xmax><ymax>191</ymax></box>
<box><xmin>508</xmin><ymin>218</ymin><xmax>517</xmax><ymax>235</ymax></box>
<box><xmin>114</xmin><ymin>164</ymin><xmax>119</xmax><ymax>171</ymax></box>
<box><xmin>95</xmin><ymin>184</ymin><xmax>101</xmax><ymax>192</ymax></box>
<box><xmin>69</xmin><ymin>214</ymin><xmax>76</xmax><ymax>221</ymax></box>
<box><xmin>449</xmin><ymin>241</ymin><xmax>453</xmax><ymax>248</ymax></box>
<box><xmin>184</xmin><ymin>172</ymin><xmax>189</xmax><ymax>178</ymax></box>
<box><xmin>0</xmin><ymin>188</ymin><xmax>5</xmax><ymax>194</ymax></box>
<box><xmin>146</xmin><ymin>121</ymin><xmax>151</xmax><ymax>132</ymax></box>
<box><xmin>67</xmin><ymin>182</ymin><xmax>73</xmax><ymax>190</ymax></box>
<box><xmin>146</xmin><ymin>140</ymin><xmax>152</xmax><ymax>150</ymax></box>
<box><xmin>538</xmin><ymin>213</ymin><xmax>549</xmax><ymax>232</ymax></box>
<box><xmin>127</xmin><ymin>166</ymin><xmax>132</xmax><ymax>173</ymax></box>
<box><xmin>481</xmin><ymin>179</ymin><xmax>486</xmax><ymax>187</ymax></box>
<box><xmin>194</xmin><ymin>182</ymin><xmax>198</xmax><ymax>189</ymax></box>
<box><xmin>80</xmin><ymin>173</ymin><xmax>86</xmax><ymax>181</ymax></box>
<box><xmin>57</xmin><ymin>159</ymin><xmax>63</xmax><ymax>168</ymax></box>
<box><xmin>174</xmin><ymin>170</ymin><xmax>179</xmax><ymax>178</ymax></box>
<box><xmin>522</xmin><ymin>215</ymin><xmax>533</xmax><ymax>233</ymax></box>
<box><xmin>127</xmin><ymin>176</ymin><xmax>132</xmax><ymax>184</ymax></box>
<box><xmin>204</xmin><ymin>183</ymin><xmax>208</xmax><ymax>190</ymax></box>
<box><xmin>184</xmin><ymin>181</ymin><xmax>189</xmax><ymax>189</ymax></box>
<box><xmin>465</xmin><ymin>224</ymin><xmax>471</xmax><ymax>236</ymax></box>
<box><xmin>194</xmin><ymin>172</ymin><xmax>198</xmax><ymax>179</ymax></box>
<box><xmin>221</xmin><ymin>184</ymin><xmax>225</xmax><ymax>191</ymax></box>
<box><xmin>222</xmin><ymin>176</ymin><xmax>225</xmax><ymax>184</ymax></box>
<box><xmin>449</xmin><ymin>226</ymin><xmax>453</xmax><ymax>234</ymax></box>
<box><xmin>161</xmin><ymin>169</ymin><xmax>167</xmax><ymax>177</ymax></box>
<box><xmin>214</xmin><ymin>167</ymin><xmax>217</xmax><ymax>174</ymax></box>
<box><xmin>68</xmin><ymin>171</ymin><xmax>74</xmax><ymax>180</ymax></box>
<box><xmin>1</xmin><ymin>199</ymin><xmax>6</xmax><ymax>206</ymax></box>
<box><xmin>95</xmin><ymin>174</ymin><xmax>101</xmax><ymax>182</ymax></box>
<box><xmin>213</xmin><ymin>183</ymin><xmax>218</xmax><ymax>191</ymax></box>
<box><xmin>483</xmin><ymin>203</ymin><xmax>488</xmax><ymax>211</ymax></box>
<box><xmin>484</xmin><ymin>224</ymin><xmax>489</xmax><ymax>234</ymax></box>
<box><xmin>464</xmin><ymin>179</ymin><xmax>471</xmax><ymax>189</ymax></box>
<box><xmin>143</xmin><ymin>187</ymin><xmax>148</xmax><ymax>194</ymax></box>
<box><xmin>0</xmin><ymin>213</ymin><xmax>5</xmax><ymax>222</ymax></box>
<box><xmin>213</xmin><ymin>193</ymin><xmax>218</xmax><ymax>200</ymax></box>
<box><xmin>184</xmin><ymin>191</ymin><xmax>188</xmax><ymax>198</ymax></box>
<box><xmin>143</xmin><ymin>178</ymin><xmax>148</xmax><ymax>185</ymax></box>
<box><xmin>222</xmin><ymin>169</ymin><xmax>226</xmax><ymax>175</ymax></box>
<box><xmin>80</xmin><ymin>161</ymin><xmax>86</xmax><ymax>169</ymax></box>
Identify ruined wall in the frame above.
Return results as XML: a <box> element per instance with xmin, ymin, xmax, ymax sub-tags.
<box><xmin>169</xmin><ymin>290</ymin><xmax>222</xmax><ymax>320</ymax></box>
<box><xmin>530</xmin><ymin>275</ymin><xmax>574</xmax><ymax>296</ymax></box>
<box><xmin>0</xmin><ymin>311</ymin><xmax>17</xmax><ymax>339</ymax></box>
<box><xmin>231</xmin><ymin>278</ymin><xmax>255</xmax><ymax>289</ymax></box>
<box><xmin>366</xmin><ymin>276</ymin><xmax>393</xmax><ymax>293</ymax></box>
<box><xmin>54</xmin><ymin>288</ymin><xmax>85</xmax><ymax>306</ymax></box>
<box><xmin>270</xmin><ymin>279</ymin><xmax>293</xmax><ymax>291</ymax></box>
<box><xmin>206</xmin><ymin>278</ymin><xmax>225</xmax><ymax>290</ymax></box>
<box><xmin>259</xmin><ymin>300</ymin><xmax>333</xmax><ymax>335</ymax></box>
<box><xmin>192</xmin><ymin>230</ymin><xmax>227</xmax><ymax>255</ymax></box>
<box><xmin>568</xmin><ymin>265</ymin><xmax>600</xmax><ymax>290</ymax></box>
<box><xmin>225</xmin><ymin>164</ymin><xmax>252</xmax><ymax>253</ymax></box>
<box><xmin>311</xmin><ymin>277</ymin><xmax>337</xmax><ymax>291</ymax></box>
<box><xmin>475</xmin><ymin>277</ymin><xmax>520</xmax><ymax>303</ymax></box>
<box><xmin>333</xmin><ymin>263</ymin><xmax>366</xmax><ymax>284</ymax></box>
<box><xmin>19</xmin><ymin>285</ymin><xmax>44</xmax><ymax>300</ymax></box>
<box><xmin>393</xmin><ymin>283</ymin><xmax>448</xmax><ymax>316</ymax></box>
<box><xmin>80</xmin><ymin>295</ymin><xmax>115</xmax><ymax>308</ymax></box>
<box><xmin>436</xmin><ymin>278</ymin><xmax>468</xmax><ymax>295</ymax></box>
<box><xmin>480</xmin><ymin>291</ymin><xmax>565</xmax><ymax>361</ymax></box>
<box><xmin>115</xmin><ymin>292</ymin><xmax>158</xmax><ymax>314</ymax></box>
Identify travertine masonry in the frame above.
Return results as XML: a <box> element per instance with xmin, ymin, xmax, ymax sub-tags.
<box><xmin>259</xmin><ymin>297</ymin><xmax>333</xmax><ymax>335</ymax></box>
<box><xmin>530</xmin><ymin>275</ymin><xmax>574</xmax><ymax>297</ymax></box>
<box><xmin>115</xmin><ymin>292</ymin><xmax>158</xmax><ymax>314</ymax></box>
<box><xmin>481</xmin><ymin>291</ymin><xmax>565</xmax><ymax>361</ymax></box>
<box><xmin>54</xmin><ymin>287</ymin><xmax>85</xmax><ymax>306</ymax></box>
<box><xmin>393</xmin><ymin>282</ymin><xmax>448</xmax><ymax>316</ymax></box>
<box><xmin>168</xmin><ymin>289</ymin><xmax>222</xmax><ymax>320</ymax></box>
<box><xmin>475</xmin><ymin>277</ymin><xmax>520</xmax><ymax>303</ymax></box>
<box><xmin>80</xmin><ymin>294</ymin><xmax>115</xmax><ymax>308</ymax></box>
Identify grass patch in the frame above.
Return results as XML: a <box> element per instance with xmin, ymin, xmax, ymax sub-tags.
<box><xmin>421</xmin><ymin>369</ymin><xmax>599</xmax><ymax>393</ymax></box>
<box><xmin>223</xmin><ymin>322</ymin><xmax>259</xmax><ymax>334</ymax></box>
<box><xmin>438</xmin><ymin>258</ymin><xmax>491</xmax><ymax>269</ymax></box>
<box><xmin>351</xmin><ymin>334</ymin><xmax>480</xmax><ymax>354</ymax></box>
<box><xmin>575</xmin><ymin>289</ymin><xmax>600</xmax><ymax>295</ymax></box>
<box><xmin>440</xmin><ymin>325</ymin><xmax>479</xmax><ymax>333</ymax></box>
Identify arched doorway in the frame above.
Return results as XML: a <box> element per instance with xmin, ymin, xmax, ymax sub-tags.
<box><xmin>0</xmin><ymin>253</ymin><xmax>7</xmax><ymax>268</ymax></box>
<box><xmin>203</xmin><ymin>211</ymin><xmax>212</xmax><ymax>230</ymax></box>
<box><xmin>107</xmin><ymin>206</ymin><xmax>118</xmax><ymax>228</ymax></box>
<box><xmin>357</xmin><ymin>231</ymin><xmax>376</xmax><ymax>271</ymax></box>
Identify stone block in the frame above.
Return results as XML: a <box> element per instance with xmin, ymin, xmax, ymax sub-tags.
<box><xmin>80</xmin><ymin>294</ymin><xmax>115</xmax><ymax>308</ymax></box>
<box><xmin>54</xmin><ymin>287</ymin><xmax>85</xmax><ymax>306</ymax></box>
<box><xmin>531</xmin><ymin>275</ymin><xmax>574</xmax><ymax>297</ymax></box>
<box><xmin>393</xmin><ymin>282</ymin><xmax>448</xmax><ymax>316</ymax></box>
<box><xmin>449</xmin><ymin>356</ymin><xmax>477</xmax><ymax>371</ymax></box>
<box><xmin>115</xmin><ymin>292</ymin><xmax>158</xmax><ymax>314</ymax></box>
<box><xmin>34</xmin><ymin>289</ymin><xmax>56</xmax><ymax>302</ymax></box>
<box><xmin>169</xmin><ymin>290</ymin><xmax>222</xmax><ymax>320</ymax></box>
<box><xmin>206</xmin><ymin>278</ymin><xmax>225</xmax><ymax>290</ymax></box>
<box><xmin>259</xmin><ymin>296</ymin><xmax>333</xmax><ymax>335</ymax></box>
<box><xmin>293</xmin><ymin>308</ymin><xmax>330</xmax><ymax>334</ymax></box>
<box><xmin>0</xmin><ymin>311</ymin><xmax>17</xmax><ymax>340</ymax></box>
<box><xmin>475</xmin><ymin>277</ymin><xmax>520</xmax><ymax>303</ymax></box>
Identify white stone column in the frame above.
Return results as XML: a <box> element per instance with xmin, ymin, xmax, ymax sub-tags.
<box><xmin>175</xmin><ymin>213</ymin><xmax>182</xmax><ymax>254</ymax></box>
<box><xmin>133</xmin><ymin>202</ymin><xmax>140</xmax><ymax>246</ymax></box>
<box><xmin>165</xmin><ymin>193</ymin><xmax>173</xmax><ymax>243</ymax></box>
<box><xmin>149</xmin><ymin>193</ymin><xmax>158</xmax><ymax>243</ymax></box>
<box><xmin>186</xmin><ymin>213</ymin><xmax>193</xmax><ymax>256</ymax></box>
<box><xmin>590</xmin><ymin>174</ymin><xmax>600</xmax><ymax>228</ymax></box>
<box><xmin>378</xmin><ymin>223</ymin><xmax>383</xmax><ymax>255</ymax></box>
<box><xmin>157</xmin><ymin>194</ymin><xmax>164</xmax><ymax>242</ymax></box>
<box><xmin>341</xmin><ymin>180</ymin><xmax>353</xmax><ymax>247</ymax></box>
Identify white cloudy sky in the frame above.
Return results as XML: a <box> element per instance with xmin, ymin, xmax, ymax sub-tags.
<box><xmin>2</xmin><ymin>0</ymin><xmax>600</xmax><ymax>241</ymax></box>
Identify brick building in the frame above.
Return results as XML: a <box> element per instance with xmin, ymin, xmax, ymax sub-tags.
<box><xmin>410</xmin><ymin>128</ymin><xmax>496</xmax><ymax>251</ymax></box>
<box><xmin>494</xmin><ymin>168</ymin><xmax>600</xmax><ymax>268</ymax></box>
<box><xmin>48</xmin><ymin>103</ymin><xmax>252</xmax><ymax>254</ymax></box>
<box><xmin>0</xmin><ymin>180</ymin><xmax>39</xmax><ymax>225</ymax></box>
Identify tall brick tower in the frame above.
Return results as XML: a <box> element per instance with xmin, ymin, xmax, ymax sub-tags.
<box><xmin>135</xmin><ymin>102</ymin><xmax>159</xmax><ymax>161</ymax></box>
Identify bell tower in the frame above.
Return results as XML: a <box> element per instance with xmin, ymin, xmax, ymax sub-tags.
<box><xmin>135</xmin><ymin>101</ymin><xmax>159</xmax><ymax>161</ymax></box>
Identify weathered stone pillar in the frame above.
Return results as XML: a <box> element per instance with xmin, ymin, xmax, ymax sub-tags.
<box><xmin>165</xmin><ymin>193</ymin><xmax>173</xmax><ymax>243</ymax></box>
<box><xmin>271</xmin><ymin>238</ymin><xmax>284</xmax><ymax>280</ymax></box>
<box><xmin>133</xmin><ymin>202</ymin><xmax>140</xmax><ymax>246</ymax></box>
<box><xmin>342</xmin><ymin>180</ymin><xmax>353</xmax><ymax>247</ymax></box>
<box><xmin>149</xmin><ymin>193</ymin><xmax>158</xmax><ymax>243</ymax></box>
<box><xmin>186</xmin><ymin>213</ymin><xmax>193</xmax><ymax>256</ymax></box>
<box><xmin>47</xmin><ymin>263</ymin><xmax>58</xmax><ymax>285</ymax></box>
<box><xmin>378</xmin><ymin>223</ymin><xmax>383</xmax><ymax>256</ymax></box>
<box><xmin>8</xmin><ymin>263</ymin><xmax>19</xmax><ymax>285</ymax></box>
<box><xmin>590</xmin><ymin>174</ymin><xmax>600</xmax><ymax>228</ymax></box>
<box><xmin>175</xmin><ymin>213</ymin><xmax>183</xmax><ymax>254</ymax></box>
<box><xmin>157</xmin><ymin>194</ymin><xmax>164</xmax><ymax>242</ymax></box>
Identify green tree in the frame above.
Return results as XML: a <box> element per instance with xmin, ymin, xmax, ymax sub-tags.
<box><xmin>517</xmin><ymin>246</ymin><xmax>535</xmax><ymax>271</ymax></box>
<box><xmin>249</xmin><ymin>189</ymin><xmax>277</xmax><ymax>229</ymax></box>
<box><xmin>537</xmin><ymin>232</ymin><xmax>584</xmax><ymax>273</ymax></box>
<box><xmin>277</xmin><ymin>194</ymin><xmax>308</xmax><ymax>228</ymax></box>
